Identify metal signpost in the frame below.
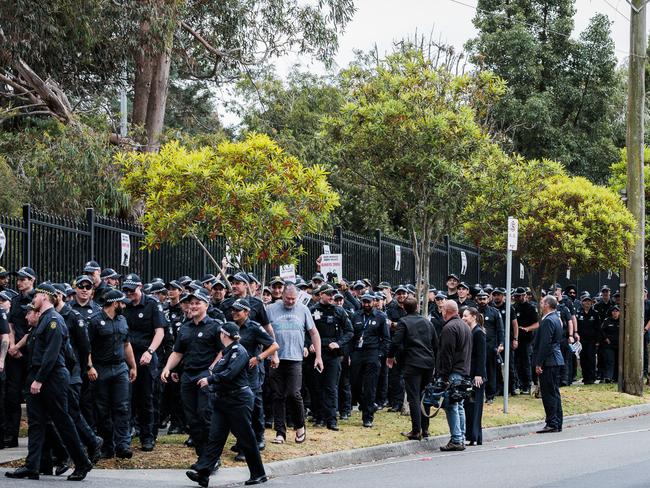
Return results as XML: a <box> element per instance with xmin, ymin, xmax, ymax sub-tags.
<box><xmin>504</xmin><ymin>217</ymin><xmax>518</xmax><ymax>413</ymax></box>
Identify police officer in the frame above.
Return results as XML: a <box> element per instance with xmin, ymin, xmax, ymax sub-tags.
<box><xmin>230</xmin><ymin>298</ymin><xmax>278</xmax><ymax>460</ymax></box>
<box><xmin>576</xmin><ymin>294</ymin><xmax>599</xmax><ymax>384</ymax></box>
<box><xmin>220</xmin><ymin>273</ymin><xmax>270</xmax><ymax>333</ymax></box>
<box><xmin>385</xmin><ymin>285</ymin><xmax>408</xmax><ymax>412</ymax></box>
<box><xmin>600</xmin><ymin>305</ymin><xmax>620</xmax><ymax>383</ymax></box>
<box><xmin>161</xmin><ymin>288</ymin><xmax>222</xmax><ymax>457</ymax></box>
<box><xmin>84</xmin><ymin>261</ymin><xmax>108</xmax><ymax>305</ymax></box>
<box><xmin>121</xmin><ymin>273</ymin><xmax>165</xmax><ymax>451</ymax></box>
<box><xmin>455</xmin><ymin>282</ymin><xmax>477</xmax><ymax>311</ymax></box>
<box><xmin>491</xmin><ymin>288</ymin><xmax>520</xmax><ymax>394</ymax></box>
<box><xmin>100</xmin><ymin>268</ymin><xmax>121</xmax><ymax>289</ymax></box>
<box><xmin>87</xmin><ymin>289</ymin><xmax>138</xmax><ymax>459</ymax></box>
<box><xmin>52</xmin><ymin>284</ymin><xmax>103</xmax><ymax>464</ymax></box>
<box><xmin>5</xmin><ymin>266</ymin><xmax>36</xmax><ymax>448</ymax></box>
<box><xmin>513</xmin><ymin>287</ymin><xmax>539</xmax><ymax>394</ymax></box>
<box><xmin>351</xmin><ymin>293</ymin><xmax>390</xmax><ymax>427</ymax></box>
<box><xmin>0</xmin><ymin>290</ymin><xmax>10</xmax><ymax>448</ymax></box>
<box><xmin>161</xmin><ymin>280</ymin><xmax>186</xmax><ymax>434</ymax></box>
<box><xmin>5</xmin><ymin>283</ymin><xmax>92</xmax><ymax>481</ymax></box>
<box><xmin>186</xmin><ymin>322</ymin><xmax>267</xmax><ymax>487</ymax></box>
<box><xmin>476</xmin><ymin>290</ymin><xmax>504</xmax><ymax>403</ymax></box>
<box><xmin>310</xmin><ymin>284</ymin><xmax>353</xmax><ymax>430</ymax></box>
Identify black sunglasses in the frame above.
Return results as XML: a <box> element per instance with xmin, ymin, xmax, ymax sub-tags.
<box><xmin>77</xmin><ymin>284</ymin><xmax>92</xmax><ymax>291</ymax></box>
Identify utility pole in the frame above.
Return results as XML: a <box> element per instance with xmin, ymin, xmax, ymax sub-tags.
<box><xmin>622</xmin><ymin>0</ymin><xmax>646</xmax><ymax>396</ymax></box>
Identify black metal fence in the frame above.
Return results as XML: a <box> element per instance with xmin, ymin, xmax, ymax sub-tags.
<box><xmin>0</xmin><ymin>205</ymin><xmax>619</xmax><ymax>294</ymax></box>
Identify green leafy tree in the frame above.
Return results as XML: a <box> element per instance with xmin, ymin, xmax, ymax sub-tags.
<box><xmin>1</xmin><ymin>0</ymin><xmax>356</xmax><ymax>148</ymax></box>
<box><xmin>464</xmin><ymin>156</ymin><xmax>635</xmax><ymax>297</ymax></box>
<box><xmin>610</xmin><ymin>147</ymin><xmax>650</xmax><ymax>259</ymax></box>
<box><xmin>0</xmin><ymin>119</ymin><xmax>130</xmax><ymax>217</ymax></box>
<box><xmin>118</xmin><ymin>133</ymin><xmax>340</xmax><ymax>280</ymax></box>
<box><xmin>468</xmin><ymin>2</ymin><xmax>622</xmax><ymax>181</ymax></box>
<box><xmin>323</xmin><ymin>47</ymin><xmax>506</xmax><ymax>314</ymax></box>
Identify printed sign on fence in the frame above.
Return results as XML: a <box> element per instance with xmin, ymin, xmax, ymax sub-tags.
<box><xmin>394</xmin><ymin>245</ymin><xmax>401</xmax><ymax>271</ymax></box>
<box><xmin>120</xmin><ymin>233</ymin><xmax>131</xmax><ymax>267</ymax></box>
<box><xmin>320</xmin><ymin>253</ymin><xmax>343</xmax><ymax>280</ymax></box>
<box><xmin>0</xmin><ymin>226</ymin><xmax>5</xmax><ymax>259</ymax></box>
<box><xmin>460</xmin><ymin>251</ymin><xmax>467</xmax><ymax>275</ymax></box>
<box><xmin>280</xmin><ymin>264</ymin><xmax>296</xmax><ymax>283</ymax></box>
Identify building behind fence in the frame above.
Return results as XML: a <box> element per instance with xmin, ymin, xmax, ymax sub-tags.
<box><xmin>0</xmin><ymin>205</ymin><xmax>621</xmax><ymax>295</ymax></box>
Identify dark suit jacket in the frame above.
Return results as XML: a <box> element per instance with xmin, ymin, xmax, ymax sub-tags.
<box><xmin>389</xmin><ymin>313</ymin><xmax>439</xmax><ymax>370</ymax></box>
<box><xmin>470</xmin><ymin>326</ymin><xmax>487</xmax><ymax>379</ymax></box>
<box><xmin>533</xmin><ymin>312</ymin><xmax>565</xmax><ymax>367</ymax></box>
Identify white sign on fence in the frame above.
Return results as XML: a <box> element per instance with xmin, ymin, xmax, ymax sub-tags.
<box><xmin>120</xmin><ymin>233</ymin><xmax>131</xmax><ymax>267</ymax></box>
<box><xmin>320</xmin><ymin>253</ymin><xmax>343</xmax><ymax>279</ymax></box>
<box><xmin>394</xmin><ymin>245</ymin><xmax>401</xmax><ymax>271</ymax></box>
<box><xmin>566</xmin><ymin>268</ymin><xmax>571</xmax><ymax>280</ymax></box>
<box><xmin>460</xmin><ymin>251</ymin><xmax>467</xmax><ymax>275</ymax></box>
<box><xmin>323</xmin><ymin>244</ymin><xmax>331</xmax><ymax>255</ymax></box>
<box><xmin>520</xmin><ymin>263</ymin><xmax>525</xmax><ymax>280</ymax></box>
<box><xmin>279</xmin><ymin>264</ymin><xmax>296</xmax><ymax>283</ymax></box>
<box><xmin>0</xmin><ymin>226</ymin><xmax>5</xmax><ymax>259</ymax></box>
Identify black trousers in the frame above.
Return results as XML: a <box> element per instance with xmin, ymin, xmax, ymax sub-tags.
<box><xmin>181</xmin><ymin>375</ymin><xmax>212</xmax><ymax>456</ymax></box>
<box><xmin>4</xmin><ymin>355</ymin><xmax>27</xmax><ymax>440</ymax></box>
<box><xmin>539</xmin><ymin>365</ymin><xmax>563</xmax><ymax>430</ymax></box>
<box><xmin>560</xmin><ymin>338</ymin><xmax>574</xmax><ymax>386</ymax></box>
<box><xmin>316</xmin><ymin>354</ymin><xmax>341</xmax><ymax>425</ymax></box>
<box><xmin>387</xmin><ymin>360</ymin><xmax>404</xmax><ymax>408</ymax></box>
<box><xmin>485</xmin><ymin>346</ymin><xmax>497</xmax><ymax>400</ymax></box>
<box><xmin>270</xmin><ymin>360</ymin><xmax>305</xmax><ymax>438</ymax></box>
<box><xmin>375</xmin><ymin>355</ymin><xmax>388</xmax><ymax>405</ymax></box>
<box><xmin>0</xmin><ymin>370</ymin><xmax>5</xmax><ymax>441</ymax></box>
<box><xmin>465</xmin><ymin>384</ymin><xmax>484</xmax><ymax>444</ymax></box>
<box><xmin>25</xmin><ymin>368</ymin><xmax>90</xmax><ymax>472</ymax></box>
<box><xmin>93</xmin><ymin>363</ymin><xmax>131</xmax><ymax>453</ymax></box>
<box><xmin>350</xmin><ymin>350</ymin><xmax>380</xmax><ymax>422</ymax></box>
<box><xmin>580</xmin><ymin>339</ymin><xmax>597</xmax><ymax>384</ymax></box>
<box><xmin>131</xmin><ymin>351</ymin><xmax>157</xmax><ymax>444</ymax></box>
<box><xmin>338</xmin><ymin>355</ymin><xmax>352</xmax><ymax>415</ymax></box>
<box><xmin>194</xmin><ymin>387</ymin><xmax>265</xmax><ymax>480</ymax></box>
<box><xmin>402</xmin><ymin>365</ymin><xmax>433</xmax><ymax>435</ymax></box>
<box><xmin>68</xmin><ymin>382</ymin><xmax>96</xmax><ymax>449</ymax></box>
<box><xmin>601</xmin><ymin>346</ymin><xmax>618</xmax><ymax>381</ymax></box>
<box><xmin>515</xmin><ymin>340</ymin><xmax>533</xmax><ymax>390</ymax></box>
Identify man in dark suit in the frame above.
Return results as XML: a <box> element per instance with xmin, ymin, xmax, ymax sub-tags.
<box><xmin>533</xmin><ymin>295</ymin><xmax>565</xmax><ymax>434</ymax></box>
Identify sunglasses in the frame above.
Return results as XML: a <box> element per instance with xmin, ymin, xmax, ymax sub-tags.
<box><xmin>76</xmin><ymin>285</ymin><xmax>93</xmax><ymax>291</ymax></box>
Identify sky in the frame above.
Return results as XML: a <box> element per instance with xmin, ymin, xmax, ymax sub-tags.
<box><xmin>220</xmin><ymin>0</ymin><xmax>635</xmax><ymax>126</ymax></box>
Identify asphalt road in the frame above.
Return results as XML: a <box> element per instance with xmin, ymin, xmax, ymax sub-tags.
<box><xmin>2</xmin><ymin>414</ymin><xmax>650</xmax><ymax>488</ymax></box>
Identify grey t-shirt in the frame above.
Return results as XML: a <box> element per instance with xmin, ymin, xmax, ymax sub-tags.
<box><xmin>266</xmin><ymin>301</ymin><xmax>315</xmax><ymax>361</ymax></box>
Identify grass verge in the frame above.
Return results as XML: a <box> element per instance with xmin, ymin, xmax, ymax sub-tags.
<box><xmin>3</xmin><ymin>383</ymin><xmax>648</xmax><ymax>470</ymax></box>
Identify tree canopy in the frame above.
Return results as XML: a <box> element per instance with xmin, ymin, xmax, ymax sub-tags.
<box><xmin>118</xmin><ymin>132</ymin><xmax>340</xmax><ymax>269</ymax></box>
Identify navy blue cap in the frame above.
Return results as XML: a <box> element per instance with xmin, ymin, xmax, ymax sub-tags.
<box><xmin>74</xmin><ymin>275</ymin><xmax>93</xmax><ymax>287</ymax></box>
<box><xmin>104</xmin><ymin>289</ymin><xmax>131</xmax><ymax>305</ymax></box>
<box><xmin>35</xmin><ymin>282</ymin><xmax>57</xmax><ymax>296</ymax></box>
<box><xmin>83</xmin><ymin>260</ymin><xmax>101</xmax><ymax>273</ymax></box>
<box><xmin>232</xmin><ymin>272</ymin><xmax>249</xmax><ymax>283</ymax></box>
<box><xmin>16</xmin><ymin>267</ymin><xmax>37</xmax><ymax>280</ymax></box>
<box><xmin>221</xmin><ymin>322</ymin><xmax>241</xmax><ymax>339</ymax></box>
<box><xmin>122</xmin><ymin>274</ymin><xmax>143</xmax><ymax>290</ymax></box>
<box><xmin>232</xmin><ymin>298</ymin><xmax>251</xmax><ymax>311</ymax></box>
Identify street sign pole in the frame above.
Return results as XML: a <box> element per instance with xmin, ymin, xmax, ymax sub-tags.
<box><xmin>504</xmin><ymin>217</ymin><xmax>518</xmax><ymax>414</ymax></box>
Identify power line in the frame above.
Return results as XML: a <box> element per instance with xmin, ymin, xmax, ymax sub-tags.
<box><xmin>447</xmin><ymin>0</ymin><xmax>642</xmax><ymax>59</ymax></box>
<box><xmin>602</xmin><ymin>0</ymin><xmax>630</xmax><ymax>22</ymax></box>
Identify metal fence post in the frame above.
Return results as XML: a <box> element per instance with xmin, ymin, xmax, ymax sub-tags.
<box><xmin>477</xmin><ymin>248</ymin><xmax>481</xmax><ymax>284</ymax></box>
<box><xmin>86</xmin><ymin>208</ymin><xmax>95</xmax><ymax>260</ymax></box>
<box><xmin>444</xmin><ymin>234</ymin><xmax>451</xmax><ymax>276</ymax></box>
<box><xmin>146</xmin><ymin>250</ymin><xmax>152</xmax><ymax>283</ymax></box>
<box><xmin>335</xmin><ymin>226</ymin><xmax>343</xmax><ymax>254</ymax></box>
<box><xmin>375</xmin><ymin>229</ymin><xmax>382</xmax><ymax>283</ymax></box>
<box><xmin>22</xmin><ymin>204</ymin><xmax>31</xmax><ymax>268</ymax></box>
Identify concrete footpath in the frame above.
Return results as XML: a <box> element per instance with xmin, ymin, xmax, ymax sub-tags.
<box><xmin>2</xmin><ymin>403</ymin><xmax>650</xmax><ymax>486</ymax></box>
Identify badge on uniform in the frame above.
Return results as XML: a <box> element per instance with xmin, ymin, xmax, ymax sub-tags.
<box><xmin>138</xmin><ymin>313</ymin><xmax>144</xmax><ymax>318</ymax></box>
<box><xmin>87</xmin><ymin>309</ymin><xmax>93</xmax><ymax>314</ymax></box>
<box><xmin>158</xmin><ymin>304</ymin><xmax>163</xmax><ymax>312</ymax></box>
<box><xmin>79</xmin><ymin>320</ymin><xmax>85</xmax><ymax>327</ymax></box>
<box><xmin>100</xmin><ymin>320</ymin><xmax>106</xmax><ymax>325</ymax></box>
<box><xmin>313</xmin><ymin>310</ymin><xmax>322</xmax><ymax>321</ymax></box>
<box><xmin>50</xmin><ymin>321</ymin><xmax>57</xmax><ymax>329</ymax></box>
<box><xmin>198</xmin><ymin>332</ymin><xmax>203</xmax><ymax>337</ymax></box>
<box><xmin>232</xmin><ymin>352</ymin><xmax>238</xmax><ymax>359</ymax></box>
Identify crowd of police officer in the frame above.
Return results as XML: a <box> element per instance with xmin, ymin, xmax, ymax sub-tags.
<box><xmin>0</xmin><ymin>261</ymin><xmax>628</xmax><ymax>484</ymax></box>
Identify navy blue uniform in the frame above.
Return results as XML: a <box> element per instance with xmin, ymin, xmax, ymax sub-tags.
<box><xmin>514</xmin><ymin>301</ymin><xmax>538</xmax><ymax>391</ymax></box>
<box><xmin>351</xmin><ymin>308</ymin><xmax>389</xmax><ymax>423</ymax></box>
<box><xmin>5</xmin><ymin>290</ymin><xmax>33</xmax><ymax>442</ymax></box>
<box><xmin>310</xmin><ymin>302</ymin><xmax>353</xmax><ymax>426</ymax></box>
<box><xmin>160</xmin><ymin>301</ymin><xmax>185</xmax><ymax>432</ymax></box>
<box><xmin>600</xmin><ymin>316</ymin><xmax>619</xmax><ymax>382</ymax></box>
<box><xmin>123</xmin><ymin>294</ymin><xmax>165</xmax><ymax>445</ymax></box>
<box><xmin>194</xmin><ymin>342</ymin><xmax>266</xmax><ymax>481</ymax></box>
<box><xmin>25</xmin><ymin>308</ymin><xmax>90</xmax><ymax>473</ymax></box>
<box><xmin>493</xmin><ymin>301</ymin><xmax>519</xmax><ymax>394</ymax></box>
<box><xmin>576</xmin><ymin>307</ymin><xmax>600</xmax><ymax>384</ymax></box>
<box><xmin>88</xmin><ymin>310</ymin><xmax>132</xmax><ymax>454</ymax></box>
<box><xmin>174</xmin><ymin>316</ymin><xmax>222</xmax><ymax>455</ymax></box>
<box><xmin>237</xmin><ymin>319</ymin><xmax>274</xmax><ymax>442</ymax></box>
<box><xmin>479</xmin><ymin>305</ymin><xmax>504</xmax><ymax>401</ymax></box>
<box><xmin>220</xmin><ymin>296</ymin><xmax>269</xmax><ymax>325</ymax></box>
<box><xmin>71</xmin><ymin>299</ymin><xmax>101</xmax><ymax>319</ymax></box>
<box><xmin>385</xmin><ymin>301</ymin><xmax>406</xmax><ymax>410</ymax></box>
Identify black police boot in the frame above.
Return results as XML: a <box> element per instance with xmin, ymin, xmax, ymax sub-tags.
<box><xmin>55</xmin><ymin>459</ymin><xmax>71</xmax><ymax>476</ymax></box>
<box><xmin>245</xmin><ymin>475</ymin><xmax>269</xmax><ymax>485</ymax></box>
<box><xmin>67</xmin><ymin>464</ymin><xmax>92</xmax><ymax>481</ymax></box>
<box><xmin>234</xmin><ymin>452</ymin><xmax>246</xmax><ymax>462</ymax></box>
<box><xmin>186</xmin><ymin>470</ymin><xmax>209</xmax><ymax>488</ymax></box>
<box><xmin>116</xmin><ymin>447</ymin><xmax>133</xmax><ymax>459</ymax></box>
<box><xmin>141</xmin><ymin>441</ymin><xmax>155</xmax><ymax>452</ymax></box>
<box><xmin>4</xmin><ymin>436</ymin><xmax>18</xmax><ymax>448</ymax></box>
<box><xmin>5</xmin><ymin>467</ymin><xmax>40</xmax><ymax>480</ymax></box>
<box><xmin>326</xmin><ymin>422</ymin><xmax>339</xmax><ymax>431</ymax></box>
<box><xmin>88</xmin><ymin>436</ymin><xmax>104</xmax><ymax>465</ymax></box>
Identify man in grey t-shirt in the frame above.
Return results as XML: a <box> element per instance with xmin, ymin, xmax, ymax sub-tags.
<box><xmin>267</xmin><ymin>284</ymin><xmax>322</xmax><ymax>444</ymax></box>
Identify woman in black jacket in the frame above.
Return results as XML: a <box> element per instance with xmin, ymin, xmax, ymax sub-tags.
<box><xmin>462</xmin><ymin>307</ymin><xmax>486</xmax><ymax>446</ymax></box>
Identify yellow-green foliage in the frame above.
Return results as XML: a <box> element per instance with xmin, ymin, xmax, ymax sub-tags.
<box><xmin>117</xmin><ymin>133</ymin><xmax>340</xmax><ymax>267</ymax></box>
<box><xmin>465</xmin><ymin>156</ymin><xmax>635</xmax><ymax>282</ymax></box>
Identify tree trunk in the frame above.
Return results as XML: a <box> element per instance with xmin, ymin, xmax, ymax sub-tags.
<box><xmin>132</xmin><ymin>47</ymin><xmax>153</xmax><ymax>127</ymax></box>
<box><xmin>144</xmin><ymin>48</ymin><xmax>172</xmax><ymax>151</ymax></box>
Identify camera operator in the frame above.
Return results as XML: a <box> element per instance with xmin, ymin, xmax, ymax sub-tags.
<box><xmin>436</xmin><ymin>300</ymin><xmax>472</xmax><ymax>451</ymax></box>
